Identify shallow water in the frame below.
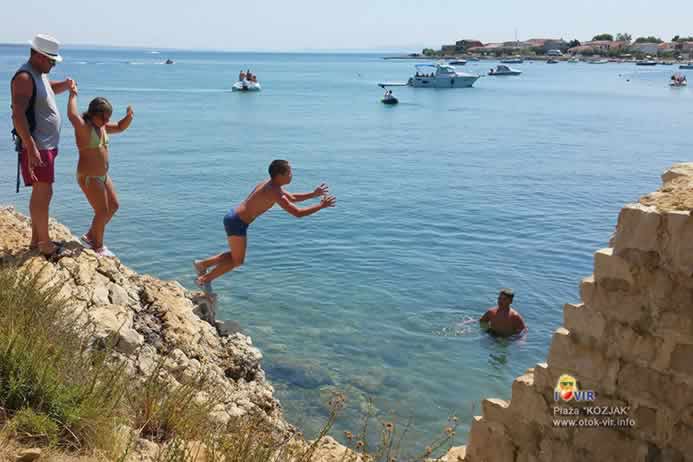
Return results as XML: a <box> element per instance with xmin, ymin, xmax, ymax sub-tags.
<box><xmin>1</xmin><ymin>46</ymin><xmax>690</xmax><ymax>451</ymax></box>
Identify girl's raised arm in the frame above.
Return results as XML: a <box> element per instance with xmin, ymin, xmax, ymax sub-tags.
<box><xmin>67</xmin><ymin>83</ymin><xmax>86</xmax><ymax>128</ymax></box>
<box><xmin>106</xmin><ymin>106</ymin><xmax>134</xmax><ymax>134</ymax></box>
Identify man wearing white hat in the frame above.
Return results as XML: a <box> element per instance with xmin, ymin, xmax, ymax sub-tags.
<box><xmin>11</xmin><ymin>34</ymin><xmax>75</xmax><ymax>257</ymax></box>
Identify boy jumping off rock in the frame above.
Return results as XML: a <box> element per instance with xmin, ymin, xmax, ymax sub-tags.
<box><xmin>194</xmin><ymin>160</ymin><xmax>336</xmax><ymax>290</ymax></box>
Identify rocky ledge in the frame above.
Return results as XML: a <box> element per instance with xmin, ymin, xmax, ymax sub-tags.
<box><xmin>0</xmin><ymin>206</ymin><xmax>282</xmax><ymax>429</ymax></box>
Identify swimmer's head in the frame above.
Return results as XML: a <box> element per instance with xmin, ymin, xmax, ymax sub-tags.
<box><xmin>498</xmin><ymin>288</ymin><xmax>514</xmax><ymax>307</ymax></box>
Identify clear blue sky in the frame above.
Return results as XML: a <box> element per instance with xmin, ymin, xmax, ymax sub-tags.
<box><xmin>4</xmin><ymin>0</ymin><xmax>693</xmax><ymax>51</ymax></box>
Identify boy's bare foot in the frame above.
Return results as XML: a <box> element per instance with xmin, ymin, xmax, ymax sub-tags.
<box><xmin>195</xmin><ymin>275</ymin><xmax>213</xmax><ymax>294</ymax></box>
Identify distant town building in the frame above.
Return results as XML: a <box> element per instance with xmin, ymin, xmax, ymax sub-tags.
<box><xmin>657</xmin><ymin>42</ymin><xmax>675</xmax><ymax>53</ymax></box>
<box><xmin>441</xmin><ymin>44</ymin><xmax>457</xmax><ymax>54</ymax></box>
<box><xmin>468</xmin><ymin>43</ymin><xmax>504</xmax><ymax>55</ymax></box>
<box><xmin>455</xmin><ymin>40</ymin><xmax>483</xmax><ymax>52</ymax></box>
<box><xmin>569</xmin><ymin>40</ymin><xmax>626</xmax><ymax>55</ymax></box>
<box><xmin>630</xmin><ymin>42</ymin><xmax>660</xmax><ymax>55</ymax></box>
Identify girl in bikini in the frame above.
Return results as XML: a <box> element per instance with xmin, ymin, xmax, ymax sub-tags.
<box><xmin>67</xmin><ymin>84</ymin><xmax>133</xmax><ymax>256</ymax></box>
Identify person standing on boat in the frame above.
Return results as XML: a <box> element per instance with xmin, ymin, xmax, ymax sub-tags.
<box><xmin>11</xmin><ymin>34</ymin><xmax>74</xmax><ymax>258</ymax></box>
<box><xmin>193</xmin><ymin>160</ymin><xmax>336</xmax><ymax>288</ymax></box>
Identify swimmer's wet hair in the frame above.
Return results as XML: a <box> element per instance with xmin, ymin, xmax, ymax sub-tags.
<box><xmin>500</xmin><ymin>288</ymin><xmax>514</xmax><ymax>300</ymax></box>
<box><xmin>269</xmin><ymin>160</ymin><xmax>290</xmax><ymax>178</ymax></box>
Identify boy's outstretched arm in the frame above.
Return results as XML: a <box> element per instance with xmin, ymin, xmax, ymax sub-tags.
<box><xmin>286</xmin><ymin>183</ymin><xmax>329</xmax><ymax>202</ymax></box>
<box><xmin>278</xmin><ymin>194</ymin><xmax>336</xmax><ymax>218</ymax></box>
<box><xmin>106</xmin><ymin>106</ymin><xmax>134</xmax><ymax>134</ymax></box>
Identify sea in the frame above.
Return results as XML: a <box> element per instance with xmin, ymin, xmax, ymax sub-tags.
<box><xmin>1</xmin><ymin>45</ymin><xmax>691</xmax><ymax>453</ymax></box>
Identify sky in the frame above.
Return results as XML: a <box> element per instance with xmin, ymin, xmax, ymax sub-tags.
<box><xmin>4</xmin><ymin>0</ymin><xmax>693</xmax><ymax>51</ymax></box>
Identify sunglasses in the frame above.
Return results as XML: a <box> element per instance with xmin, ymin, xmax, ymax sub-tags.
<box><xmin>560</xmin><ymin>381</ymin><xmax>574</xmax><ymax>387</ymax></box>
<box><xmin>44</xmin><ymin>55</ymin><xmax>57</xmax><ymax>66</ymax></box>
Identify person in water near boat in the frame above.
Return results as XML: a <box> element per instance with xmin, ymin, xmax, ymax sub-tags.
<box><xmin>193</xmin><ymin>160</ymin><xmax>336</xmax><ymax>288</ymax></box>
<box><xmin>67</xmin><ymin>87</ymin><xmax>134</xmax><ymax>257</ymax></box>
<box><xmin>480</xmin><ymin>288</ymin><xmax>527</xmax><ymax>337</ymax></box>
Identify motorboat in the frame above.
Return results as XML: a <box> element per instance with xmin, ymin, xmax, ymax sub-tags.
<box><xmin>680</xmin><ymin>63</ymin><xmax>693</xmax><ymax>70</ymax></box>
<box><xmin>547</xmin><ymin>58</ymin><xmax>559</xmax><ymax>64</ymax></box>
<box><xmin>448</xmin><ymin>59</ymin><xmax>467</xmax><ymax>65</ymax></box>
<box><xmin>164</xmin><ymin>59</ymin><xmax>174</xmax><ymax>65</ymax></box>
<box><xmin>670</xmin><ymin>73</ymin><xmax>688</xmax><ymax>87</ymax></box>
<box><xmin>567</xmin><ymin>57</ymin><xmax>579</xmax><ymax>63</ymax></box>
<box><xmin>488</xmin><ymin>64</ymin><xmax>522</xmax><ymax>76</ymax></box>
<box><xmin>381</xmin><ymin>93</ymin><xmax>399</xmax><ymax>104</ymax></box>
<box><xmin>588</xmin><ymin>59</ymin><xmax>609</xmax><ymax>64</ymax></box>
<box><xmin>406</xmin><ymin>63</ymin><xmax>480</xmax><ymax>88</ymax></box>
<box><xmin>378</xmin><ymin>84</ymin><xmax>399</xmax><ymax>104</ymax></box>
<box><xmin>636</xmin><ymin>60</ymin><xmax>657</xmax><ymax>66</ymax></box>
<box><xmin>232</xmin><ymin>80</ymin><xmax>262</xmax><ymax>92</ymax></box>
<box><xmin>501</xmin><ymin>58</ymin><xmax>523</xmax><ymax>64</ymax></box>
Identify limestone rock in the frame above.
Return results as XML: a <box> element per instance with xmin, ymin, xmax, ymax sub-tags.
<box><xmin>15</xmin><ymin>448</ymin><xmax>41</xmax><ymax>462</ymax></box>
<box><xmin>0</xmin><ymin>207</ymin><xmax>285</xmax><ymax>442</ymax></box>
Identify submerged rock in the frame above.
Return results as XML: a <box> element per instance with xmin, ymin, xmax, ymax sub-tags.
<box><xmin>266</xmin><ymin>359</ymin><xmax>335</xmax><ymax>389</ymax></box>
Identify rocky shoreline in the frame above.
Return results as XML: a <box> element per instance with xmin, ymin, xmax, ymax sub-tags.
<box><xmin>0</xmin><ymin>206</ymin><xmax>281</xmax><ymax>429</ymax></box>
<box><xmin>0</xmin><ymin>205</ymin><xmax>361</xmax><ymax>461</ymax></box>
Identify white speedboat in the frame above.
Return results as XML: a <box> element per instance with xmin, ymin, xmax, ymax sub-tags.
<box><xmin>636</xmin><ymin>60</ymin><xmax>657</xmax><ymax>66</ymax></box>
<box><xmin>406</xmin><ymin>64</ymin><xmax>480</xmax><ymax>88</ymax></box>
<box><xmin>501</xmin><ymin>58</ymin><xmax>524</xmax><ymax>64</ymax></box>
<box><xmin>232</xmin><ymin>80</ymin><xmax>262</xmax><ymax>92</ymax></box>
<box><xmin>588</xmin><ymin>59</ymin><xmax>609</xmax><ymax>64</ymax></box>
<box><xmin>488</xmin><ymin>64</ymin><xmax>522</xmax><ymax>76</ymax></box>
<box><xmin>449</xmin><ymin>59</ymin><xmax>467</xmax><ymax>65</ymax></box>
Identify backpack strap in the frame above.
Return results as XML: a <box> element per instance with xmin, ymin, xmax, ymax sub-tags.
<box><xmin>10</xmin><ymin>70</ymin><xmax>36</xmax><ymax>193</ymax></box>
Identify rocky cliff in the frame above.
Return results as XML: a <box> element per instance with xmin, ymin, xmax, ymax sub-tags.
<box><xmin>0</xmin><ymin>206</ymin><xmax>284</xmax><ymax>453</ymax></box>
<box><xmin>443</xmin><ymin>163</ymin><xmax>693</xmax><ymax>462</ymax></box>
<box><xmin>0</xmin><ymin>205</ymin><xmax>358</xmax><ymax>462</ymax></box>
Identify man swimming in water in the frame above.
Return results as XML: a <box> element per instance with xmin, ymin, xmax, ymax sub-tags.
<box><xmin>480</xmin><ymin>288</ymin><xmax>527</xmax><ymax>337</ymax></box>
<box><xmin>194</xmin><ymin>160</ymin><xmax>336</xmax><ymax>288</ymax></box>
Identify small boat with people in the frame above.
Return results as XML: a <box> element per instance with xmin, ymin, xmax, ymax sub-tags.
<box><xmin>501</xmin><ymin>58</ymin><xmax>523</xmax><ymax>64</ymax></box>
<box><xmin>670</xmin><ymin>73</ymin><xmax>688</xmax><ymax>87</ymax></box>
<box><xmin>232</xmin><ymin>69</ymin><xmax>262</xmax><ymax>92</ymax></box>
<box><xmin>488</xmin><ymin>64</ymin><xmax>522</xmax><ymax>76</ymax></box>
<box><xmin>378</xmin><ymin>84</ymin><xmax>399</xmax><ymax>104</ymax></box>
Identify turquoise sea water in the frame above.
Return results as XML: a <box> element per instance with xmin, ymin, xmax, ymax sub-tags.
<box><xmin>1</xmin><ymin>46</ymin><xmax>691</xmax><ymax>451</ymax></box>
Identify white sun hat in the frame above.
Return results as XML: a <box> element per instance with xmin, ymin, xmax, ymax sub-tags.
<box><xmin>28</xmin><ymin>34</ymin><xmax>63</xmax><ymax>62</ymax></box>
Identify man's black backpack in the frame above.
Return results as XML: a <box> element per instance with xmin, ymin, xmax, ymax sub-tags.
<box><xmin>10</xmin><ymin>70</ymin><xmax>37</xmax><ymax>192</ymax></box>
